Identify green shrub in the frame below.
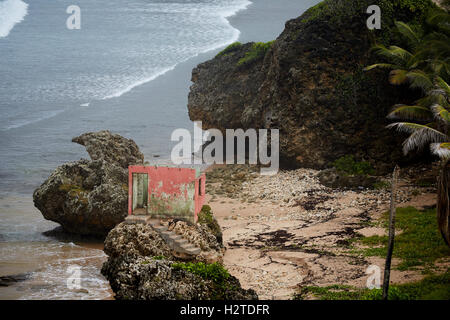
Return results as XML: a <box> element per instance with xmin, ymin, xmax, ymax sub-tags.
<box><xmin>216</xmin><ymin>42</ymin><xmax>242</xmax><ymax>58</ymax></box>
<box><xmin>332</xmin><ymin>155</ymin><xmax>375</xmax><ymax>176</ymax></box>
<box><xmin>237</xmin><ymin>41</ymin><xmax>274</xmax><ymax>66</ymax></box>
<box><xmin>172</xmin><ymin>262</ymin><xmax>230</xmax><ymax>284</ymax></box>
<box><xmin>198</xmin><ymin>205</ymin><xmax>223</xmax><ymax>244</ymax></box>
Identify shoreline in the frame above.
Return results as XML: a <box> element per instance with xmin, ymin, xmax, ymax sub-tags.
<box><xmin>0</xmin><ymin>0</ymin><xmax>317</xmax><ymax>300</ymax></box>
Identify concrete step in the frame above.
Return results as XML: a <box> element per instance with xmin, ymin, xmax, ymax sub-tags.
<box><xmin>175</xmin><ymin>239</ymin><xmax>189</xmax><ymax>246</ymax></box>
<box><xmin>181</xmin><ymin>245</ymin><xmax>201</xmax><ymax>255</ymax></box>
<box><xmin>124</xmin><ymin>215</ymin><xmax>147</xmax><ymax>224</ymax></box>
<box><xmin>146</xmin><ymin>218</ymin><xmax>202</xmax><ymax>257</ymax></box>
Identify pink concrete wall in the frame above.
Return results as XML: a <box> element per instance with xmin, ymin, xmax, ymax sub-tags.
<box><xmin>128</xmin><ymin>166</ymin><xmax>206</xmax><ymax>222</ymax></box>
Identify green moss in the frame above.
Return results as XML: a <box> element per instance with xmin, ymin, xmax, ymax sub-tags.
<box><xmin>172</xmin><ymin>262</ymin><xmax>230</xmax><ymax>284</ymax></box>
<box><xmin>216</xmin><ymin>42</ymin><xmax>242</xmax><ymax>58</ymax></box>
<box><xmin>358</xmin><ymin>207</ymin><xmax>450</xmax><ymax>270</ymax></box>
<box><xmin>332</xmin><ymin>155</ymin><xmax>375</xmax><ymax>176</ymax></box>
<box><xmin>294</xmin><ymin>271</ymin><xmax>450</xmax><ymax>300</ymax></box>
<box><xmin>58</xmin><ymin>183</ymin><xmax>88</xmax><ymax>204</ymax></box>
<box><xmin>237</xmin><ymin>41</ymin><xmax>274</xmax><ymax>67</ymax></box>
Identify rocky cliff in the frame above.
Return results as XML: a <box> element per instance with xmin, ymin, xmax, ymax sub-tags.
<box><xmin>33</xmin><ymin>131</ymin><xmax>144</xmax><ymax>236</ymax></box>
<box><xmin>188</xmin><ymin>0</ymin><xmax>437</xmax><ymax>173</ymax></box>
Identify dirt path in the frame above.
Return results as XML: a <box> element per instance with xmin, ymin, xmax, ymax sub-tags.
<box><xmin>207</xmin><ymin>167</ymin><xmax>441</xmax><ymax>299</ymax></box>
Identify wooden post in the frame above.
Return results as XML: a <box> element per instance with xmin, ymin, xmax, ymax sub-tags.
<box><xmin>382</xmin><ymin>165</ymin><xmax>400</xmax><ymax>300</ymax></box>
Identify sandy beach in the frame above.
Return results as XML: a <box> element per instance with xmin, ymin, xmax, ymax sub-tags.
<box><xmin>205</xmin><ymin>165</ymin><xmax>450</xmax><ymax>299</ymax></box>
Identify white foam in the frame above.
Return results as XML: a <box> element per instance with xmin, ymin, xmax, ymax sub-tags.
<box><xmin>2</xmin><ymin>109</ymin><xmax>64</xmax><ymax>131</ymax></box>
<box><xmin>100</xmin><ymin>0</ymin><xmax>252</xmax><ymax>101</ymax></box>
<box><xmin>101</xmin><ymin>65</ymin><xmax>177</xmax><ymax>100</ymax></box>
<box><xmin>0</xmin><ymin>0</ymin><xmax>28</xmax><ymax>38</ymax></box>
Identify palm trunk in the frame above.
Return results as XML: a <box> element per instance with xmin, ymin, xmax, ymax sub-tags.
<box><xmin>382</xmin><ymin>165</ymin><xmax>399</xmax><ymax>300</ymax></box>
<box><xmin>437</xmin><ymin>160</ymin><xmax>450</xmax><ymax>247</ymax></box>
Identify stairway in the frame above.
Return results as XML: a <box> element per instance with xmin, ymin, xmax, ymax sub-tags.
<box><xmin>124</xmin><ymin>215</ymin><xmax>202</xmax><ymax>257</ymax></box>
<box><xmin>147</xmin><ymin>219</ymin><xmax>202</xmax><ymax>257</ymax></box>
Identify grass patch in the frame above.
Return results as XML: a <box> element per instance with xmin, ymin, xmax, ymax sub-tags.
<box><xmin>237</xmin><ymin>41</ymin><xmax>274</xmax><ymax>66</ymax></box>
<box><xmin>358</xmin><ymin>207</ymin><xmax>450</xmax><ymax>270</ymax></box>
<box><xmin>216</xmin><ymin>42</ymin><xmax>242</xmax><ymax>58</ymax></box>
<box><xmin>294</xmin><ymin>270</ymin><xmax>450</xmax><ymax>300</ymax></box>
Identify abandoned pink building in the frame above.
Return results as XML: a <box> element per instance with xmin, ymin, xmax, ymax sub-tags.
<box><xmin>128</xmin><ymin>166</ymin><xmax>206</xmax><ymax>223</ymax></box>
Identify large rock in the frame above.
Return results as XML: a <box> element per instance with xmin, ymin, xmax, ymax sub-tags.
<box><xmin>188</xmin><ymin>0</ymin><xmax>436</xmax><ymax>173</ymax></box>
<box><xmin>72</xmin><ymin>131</ymin><xmax>143</xmax><ymax>169</ymax></box>
<box><xmin>33</xmin><ymin>131</ymin><xmax>144</xmax><ymax>236</ymax></box>
<box><xmin>101</xmin><ymin>222</ymin><xmax>257</xmax><ymax>300</ymax></box>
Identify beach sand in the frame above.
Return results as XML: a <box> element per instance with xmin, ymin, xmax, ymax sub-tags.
<box><xmin>205</xmin><ymin>166</ymin><xmax>448</xmax><ymax>299</ymax></box>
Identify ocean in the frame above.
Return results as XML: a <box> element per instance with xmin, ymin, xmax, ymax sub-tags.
<box><xmin>0</xmin><ymin>0</ymin><xmax>320</xmax><ymax>299</ymax></box>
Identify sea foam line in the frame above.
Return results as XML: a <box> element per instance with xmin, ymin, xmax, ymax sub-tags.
<box><xmin>2</xmin><ymin>109</ymin><xmax>64</xmax><ymax>131</ymax></box>
<box><xmin>0</xmin><ymin>0</ymin><xmax>28</xmax><ymax>38</ymax></box>
<box><xmin>101</xmin><ymin>0</ymin><xmax>252</xmax><ymax>101</ymax></box>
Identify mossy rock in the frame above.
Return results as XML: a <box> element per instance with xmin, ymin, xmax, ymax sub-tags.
<box><xmin>198</xmin><ymin>205</ymin><xmax>223</xmax><ymax>245</ymax></box>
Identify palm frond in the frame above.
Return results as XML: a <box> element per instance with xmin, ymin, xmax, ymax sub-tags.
<box><xmin>364</xmin><ymin>63</ymin><xmax>403</xmax><ymax>71</ymax></box>
<box><xmin>431</xmin><ymin>142</ymin><xmax>450</xmax><ymax>159</ymax></box>
<box><xmin>406</xmin><ymin>70</ymin><xmax>434</xmax><ymax>91</ymax></box>
<box><xmin>387</xmin><ymin>122</ymin><xmax>448</xmax><ymax>154</ymax></box>
<box><xmin>395</xmin><ymin>21</ymin><xmax>421</xmax><ymax>47</ymax></box>
<box><xmin>371</xmin><ymin>44</ymin><xmax>409</xmax><ymax>66</ymax></box>
<box><xmin>431</xmin><ymin>104</ymin><xmax>450</xmax><ymax>123</ymax></box>
<box><xmin>389</xmin><ymin>69</ymin><xmax>409</xmax><ymax>85</ymax></box>
<box><xmin>435</xmin><ymin>76</ymin><xmax>450</xmax><ymax>96</ymax></box>
<box><xmin>389</xmin><ymin>45</ymin><xmax>414</xmax><ymax>61</ymax></box>
<box><xmin>387</xmin><ymin>105</ymin><xmax>432</xmax><ymax>120</ymax></box>
<box><xmin>427</xmin><ymin>10</ymin><xmax>450</xmax><ymax>33</ymax></box>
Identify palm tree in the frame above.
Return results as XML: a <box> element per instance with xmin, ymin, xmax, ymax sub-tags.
<box><xmin>366</xmin><ymin>9</ymin><xmax>450</xmax><ymax>245</ymax></box>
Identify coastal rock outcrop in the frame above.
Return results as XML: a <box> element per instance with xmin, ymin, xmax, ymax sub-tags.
<box><xmin>101</xmin><ymin>221</ymin><xmax>257</xmax><ymax>300</ymax></box>
<box><xmin>33</xmin><ymin>130</ymin><xmax>144</xmax><ymax>236</ymax></box>
<box><xmin>188</xmin><ymin>0</ymin><xmax>436</xmax><ymax>173</ymax></box>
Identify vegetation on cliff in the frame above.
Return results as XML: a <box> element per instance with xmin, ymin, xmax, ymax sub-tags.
<box><xmin>237</xmin><ymin>41</ymin><xmax>274</xmax><ymax>66</ymax></box>
<box><xmin>188</xmin><ymin>0</ymin><xmax>443</xmax><ymax>172</ymax></box>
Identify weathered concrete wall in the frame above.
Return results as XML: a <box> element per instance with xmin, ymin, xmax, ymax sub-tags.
<box><xmin>128</xmin><ymin>166</ymin><xmax>205</xmax><ymax>222</ymax></box>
